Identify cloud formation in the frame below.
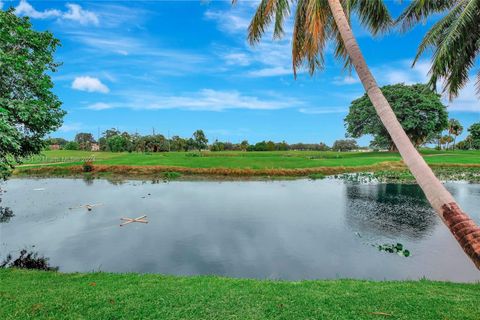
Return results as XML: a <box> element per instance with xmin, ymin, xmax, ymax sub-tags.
<box><xmin>15</xmin><ymin>0</ymin><xmax>98</xmax><ymax>25</ymax></box>
<box><xmin>87</xmin><ymin>89</ymin><xmax>302</xmax><ymax>112</ymax></box>
<box><xmin>63</xmin><ymin>4</ymin><xmax>99</xmax><ymax>25</ymax></box>
<box><xmin>15</xmin><ymin>0</ymin><xmax>61</xmax><ymax>19</ymax></box>
<box><xmin>72</xmin><ymin>76</ymin><xmax>109</xmax><ymax>93</ymax></box>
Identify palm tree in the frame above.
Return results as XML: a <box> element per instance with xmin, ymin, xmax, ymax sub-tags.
<box><xmin>240</xmin><ymin>0</ymin><xmax>480</xmax><ymax>269</ymax></box>
<box><xmin>397</xmin><ymin>0</ymin><xmax>479</xmax><ymax>99</ymax></box>
<box><xmin>448</xmin><ymin>119</ymin><xmax>464</xmax><ymax>150</ymax></box>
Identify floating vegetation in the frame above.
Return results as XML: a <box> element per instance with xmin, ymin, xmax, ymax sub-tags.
<box><xmin>0</xmin><ymin>207</ymin><xmax>14</xmax><ymax>223</ymax></box>
<box><xmin>1</xmin><ymin>250</ymin><xmax>58</xmax><ymax>271</ymax></box>
<box><xmin>308</xmin><ymin>173</ymin><xmax>326</xmax><ymax>180</ymax></box>
<box><xmin>337</xmin><ymin>167</ymin><xmax>480</xmax><ymax>184</ymax></box>
<box><xmin>377</xmin><ymin>243</ymin><xmax>410</xmax><ymax>257</ymax></box>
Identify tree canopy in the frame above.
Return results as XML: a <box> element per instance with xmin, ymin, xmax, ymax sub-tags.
<box><xmin>193</xmin><ymin>130</ymin><xmax>208</xmax><ymax>151</ymax></box>
<box><xmin>345</xmin><ymin>83</ymin><xmax>448</xmax><ymax>150</ymax></box>
<box><xmin>0</xmin><ymin>9</ymin><xmax>65</xmax><ymax>178</ymax></box>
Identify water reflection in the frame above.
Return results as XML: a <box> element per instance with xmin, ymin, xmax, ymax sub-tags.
<box><xmin>1</xmin><ymin>178</ymin><xmax>479</xmax><ymax>282</ymax></box>
<box><xmin>345</xmin><ymin>184</ymin><xmax>437</xmax><ymax>240</ymax></box>
<box><xmin>0</xmin><ymin>191</ymin><xmax>14</xmax><ymax>223</ymax></box>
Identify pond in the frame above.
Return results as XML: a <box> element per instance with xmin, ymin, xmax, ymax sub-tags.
<box><xmin>1</xmin><ymin>178</ymin><xmax>479</xmax><ymax>282</ymax></box>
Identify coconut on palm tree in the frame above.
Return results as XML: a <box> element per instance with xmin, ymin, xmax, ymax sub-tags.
<box><xmin>239</xmin><ymin>0</ymin><xmax>480</xmax><ymax>269</ymax></box>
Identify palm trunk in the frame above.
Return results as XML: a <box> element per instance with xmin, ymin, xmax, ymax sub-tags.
<box><xmin>327</xmin><ymin>0</ymin><xmax>480</xmax><ymax>269</ymax></box>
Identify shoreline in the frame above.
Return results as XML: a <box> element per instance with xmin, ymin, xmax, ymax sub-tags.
<box><xmin>12</xmin><ymin>162</ymin><xmax>480</xmax><ymax>183</ymax></box>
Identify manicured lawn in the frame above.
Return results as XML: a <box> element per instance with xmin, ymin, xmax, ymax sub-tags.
<box><xmin>1</xmin><ymin>269</ymin><xmax>479</xmax><ymax>320</ymax></box>
<box><xmin>21</xmin><ymin>149</ymin><xmax>480</xmax><ymax>169</ymax></box>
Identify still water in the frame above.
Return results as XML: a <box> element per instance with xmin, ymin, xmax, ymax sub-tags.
<box><xmin>1</xmin><ymin>178</ymin><xmax>479</xmax><ymax>282</ymax></box>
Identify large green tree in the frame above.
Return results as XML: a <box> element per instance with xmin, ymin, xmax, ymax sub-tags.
<box><xmin>0</xmin><ymin>9</ymin><xmax>65</xmax><ymax>179</ymax></box>
<box><xmin>192</xmin><ymin>130</ymin><xmax>208</xmax><ymax>151</ymax></box>
<box><xmin>467</xmin><ymin>122</ymin><xmax>480</xmax><ymax>149</ymax></box>
<box><xmin>74</xmin><ymin>133</ymin><xmax>95</xmax><ymax>151</ymax></box>
<box><xmin>345</xmin><ymin>84</ymin><xmax>448</xmax><ymax>150</ymax></box>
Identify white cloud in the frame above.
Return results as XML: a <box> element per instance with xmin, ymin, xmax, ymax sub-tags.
<box><xmin>15</xmin><ymin>1</ymin><xmax>98</xmax><ymax>25</ymax></box>
<box><xmin>206</xmin><ymin>4</ymin><xmax>299</xmax><ymax>78</ymax></box>
<box><xmin>87</xmin><ymin>102</ymin><xmax>113</xmax><ymax>110</ymax></box>
<box><xmin>15</xmin><ymin>0</ymin><xmax>61</xmax><ymax>19</ymax></box>
<box><xmin>247</xmin><ymin>67</ymin><xmax>293</xmax><ymax>77</ymax></box>
<box><xmin>376</xmin><ymin>59</ymin><xmax>430</xmax><ymax>85</ymax></box>
<box><xmin>87</xmin><ymin>89</ymin><xmax>302</xmax><ymax>112</ymax></box>
<box><xmin>204</xmin><ymin>10</ymin><xmax>250</xmax><ymax>34</ymax></box>
<box><xmin>0</xmin><ymin>2</ymin><xmax>4</xmax><ymax>10</ymax></box>
<box><xmin>222</xmin><ymin>53</ymin><xmax>251</xmax><ymax>66</ymax></box>
<box><xmin>63</xmin><ymin>3</ymin><xmax>99</xmax><ymax>26</ymax></box>
<box><xmin>333</xmin><ymin>75</ymin><xmax>360</xmax><ymax>85</ymax></box>
<box><xmin>447</xmin><ymin>80</ymin><xmax>480</xmax><ymax>113</ymax></box>
<box><xmin>299</xmin><ymin>107</ymin><xmax>349</xmax><ymax>114</ymax></box>
<box><xmin>72</xmin><ymin>76</ymin><xmax>109</xmax><ymax>93</ymax></box>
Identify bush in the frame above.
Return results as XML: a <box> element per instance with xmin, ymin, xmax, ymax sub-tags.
<box><xmin>82</xmin><ymin>161</ymin><xmax>94</xmax><ymax>172</ymax></box>
<box><xmin>164</xmin><ymin>172</ymin><xmax>181</xmax><ymax>180</ymax></box>
<box><xmin>309</xmin><ymin>173</ymin><xmax>326</xmax><ymax>180</ymax></box>
<box><xmin>64</xmin><ymin>141</ymin><xmax>79</xmax><ymax>150</ymax></box>
<box><xmin>1</xmin><ymin>249</ymin><xmax>58</xmax><ymax>271</ymax></box>
<box><xmin>185</xmin><ymin>152</ymin><xmax>201</xmax><ymax>157</ymax></box>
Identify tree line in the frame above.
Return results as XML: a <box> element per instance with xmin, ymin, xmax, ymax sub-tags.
<box><xmin>45</xmin><ymin>129</ymin><xmax>362</xmax><ymax>153</ymax></box>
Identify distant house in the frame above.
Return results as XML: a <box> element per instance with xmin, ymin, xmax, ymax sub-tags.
<box><xmin>91</xmin><ymin>143</ymin><xmax>100</xmax><ymax>152</ymax></box>
<box><xmin>49</xmin><ymin>144</ymin><xmax>60</xmax><ymax>150</ymax></box>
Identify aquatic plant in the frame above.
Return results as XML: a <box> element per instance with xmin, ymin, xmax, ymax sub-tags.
<box><xmin>163</xmin><ymin>172</ymin><xmax>182</xmax><ymax>180</ymax></box>
<box><xmin>0</xmin><ymin>207</ymin><xmax>14</xmax><ymax>223</ymax></box>
<box><xmin>308</xmin><ymin>173</ymin><xmax>326</xmax><ymax>180</ymax></box>
<box><xmin>377</xmin><ymin>243</ymin><xmax>410</xmax><ymax>257</ymax></box>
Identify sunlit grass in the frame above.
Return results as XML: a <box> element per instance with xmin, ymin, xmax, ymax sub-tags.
<box><xmin>21</xmin><ymin>149</ymin><xmax>480</xmax><ymax>170</ymax></box>
<box><xmin>1</xmin><ymin>269</ymin><xmax>479</xmax><ymax>320</ymax></box>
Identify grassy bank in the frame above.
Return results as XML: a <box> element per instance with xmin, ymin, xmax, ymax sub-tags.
<box><xmin>14</xmin><ymin>150</ymin><xmax>480</xmax><ymax>180</ymax></box>
<box><xmin>1</xmin><ymin>269</ymin><xmax>479</xmax><ymax>320</ymax></box>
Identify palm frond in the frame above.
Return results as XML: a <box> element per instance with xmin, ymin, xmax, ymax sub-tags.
<box><xmin>397</xmin><ymin>0</ymin><xmax>460</xmax><ymax>32</ymax></box>
<box><xmin>347</xmin><ymin>0</ymin><xmax>393</xmax><ymax>35</ymax></box>
<box><xmin>426</xmin><ymin>0</ymin><xmax>480</xmax><ymax>98</ymax></box>
<box><xmin>248</xmin><ymin>0</ymin><xmax>291</xmax><ymax>45</ymax></box>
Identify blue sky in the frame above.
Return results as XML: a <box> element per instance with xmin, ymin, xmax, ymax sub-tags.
<box><xmin>3</xmin><ymin>0</ymin><xmax>479</xmax><ymax>145</ymax></box>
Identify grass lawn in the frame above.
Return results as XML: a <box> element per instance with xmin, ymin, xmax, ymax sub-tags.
<box><xmin>21</xmin><ymin>149</ymin><xmax>480</xmax><ymax>169</ymax></box>
<box><xmin>1</xmin><ymin>269</ymin><xmax>479</xmax><ymax>320</ymax></box>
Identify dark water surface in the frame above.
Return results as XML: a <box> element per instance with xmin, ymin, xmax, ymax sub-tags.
<box><xmin>1</xmin><ymin>178</ymin><xmax>479</xmax><ymax>282</ymax></box>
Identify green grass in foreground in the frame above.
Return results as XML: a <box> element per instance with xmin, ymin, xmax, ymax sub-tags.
<box><xmin>22</xmin><ymin>149</ymin><xmax>480</xmax><ymax>169</ymax></box>
<box><xmin>1</xmin><ymin>269</ymin><xmax>479</xmax><ymax>320</ymax></box>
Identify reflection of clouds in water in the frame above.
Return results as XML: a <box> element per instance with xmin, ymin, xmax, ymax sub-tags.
<box><xmin>344</xmin><ymin>184</ymin><xmax>438</xmax><ymax>240</ymax></box>
<box><xmin>2</xmin><ymin>179</ymin><xmax>480</xmax><ymax>282</ymax></box>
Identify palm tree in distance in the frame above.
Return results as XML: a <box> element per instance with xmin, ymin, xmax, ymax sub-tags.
<box><xmin>448</xmin><ymin>119</ymin><xmax>464</xmax><ymax>150</ymax></box>
<box><xmin>237</xmin><ymin>0</ymin><xmax>480</xmax><ymax>269</ymax></box>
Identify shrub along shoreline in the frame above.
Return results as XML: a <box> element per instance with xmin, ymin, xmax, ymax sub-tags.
<box><xmin>1</xmin><ymin>269</ymin><xmax>479</xmax><ymax>320</ymax></box>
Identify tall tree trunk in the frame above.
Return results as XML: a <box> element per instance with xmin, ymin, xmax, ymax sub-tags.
<box><xmin>327</xmin><ymin>0</ymin><xmax>480</xmax><ymax>269</ymax></box>
<box><xmin>453</xmin><ymin>136</ymin><xmax>457</xmax><ymax>150</ymax></box>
